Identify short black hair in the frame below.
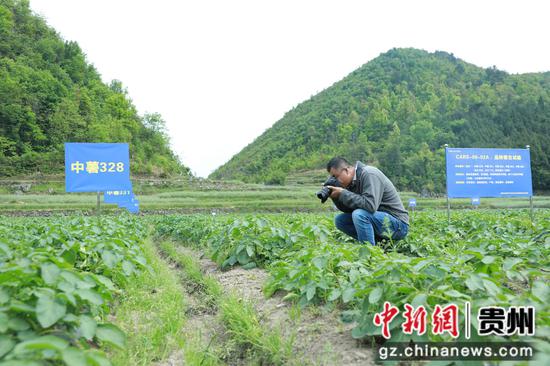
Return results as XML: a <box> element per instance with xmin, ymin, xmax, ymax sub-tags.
<box><xmin>326</xmin><ymin>157</ymin><xmax>352</xmax><ymax>172</ymax></box>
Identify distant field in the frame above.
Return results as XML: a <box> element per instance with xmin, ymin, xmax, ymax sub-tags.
<box><xmin>1</xmin><ymin>178</ymin><xmax>549</xmax><ymax>214</ymax></box>
<box><xmin>2</xmin><ymin>174</ymin><xmax>549</xmax><ymax>214</ymax></box>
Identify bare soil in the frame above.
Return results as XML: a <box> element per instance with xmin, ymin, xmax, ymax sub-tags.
<box><xmin>179</xmin><ymin>246</ymin><xmax>375</xmax><ymax>366</ymax></box>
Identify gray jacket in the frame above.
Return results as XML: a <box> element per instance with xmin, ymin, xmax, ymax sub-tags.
<box><xmin>332</xmin><ymin>162</ymin><xmax>409</xmax><ymax>225</ymax></box>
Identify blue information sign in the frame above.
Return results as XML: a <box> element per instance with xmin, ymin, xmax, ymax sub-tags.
<box><xmin>65</xmin><ymin>143</ymin><xmax>132</xmax><ymax>192</ymax></box>
<box><xmin>471</xmin><ymin>197</ymin><xmax>480</xmax><ymax>206</ymax></box>
<box><xmin>408</xmin><ymin>198</ymin><xmax>417</xmax><ymax>208</ymax></box>
<box><xmin>446</xmin><ymin>147</ymin><xmax>532</xmax><ymax>198</ymax></box>
<box><xmin>104</xmin><ymin>189</ymin><xmax>139</xmax><ymax>213</ymax></box>
<box><xmin>104</xmin><ymin>189</ymin><xmax>133</xmax><ymax>204</ymax></box>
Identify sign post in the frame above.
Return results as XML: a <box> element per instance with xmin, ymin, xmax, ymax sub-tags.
<box><xmin>526</xmin><ymin>145</ymin><xmax>533</xmax><ymax>222</ymax></box>
<box><xmin>408</xmin><ymin>198</ymin><xmax>417</xmax><ymax>222</ymax></box>
<box><xmin>445</xmin><ymin>146</ymin><xmax>533</xmax><ymax>224</ymax></box>
<box><xmin>65</xmin><ymin>143</ymin><xmax>135</xmax><ymax>214</ymax></box>
<box><xmin>445</xmin><ymin>144</ymin><xmax>450</xmax><ymax>224</ymax></box>
<box><xmin>104</xmin><ymin>189</ymin><xmax>140</xmax><ymax>214</ymax></box>
<box><xmin>65</xmin><ymin>143</ymin><xmax>132</xmax><ymax>192</ymax></box>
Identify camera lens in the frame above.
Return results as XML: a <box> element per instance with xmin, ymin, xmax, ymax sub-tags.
<box><xmin>316</xmin><ymin>186</ymin><xmax>330</xmax><ymax>203</ymax></box>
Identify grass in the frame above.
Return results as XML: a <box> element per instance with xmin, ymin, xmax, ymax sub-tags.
<box><xmin>109</xmin><ymin>237</ymin><xmax>187</xmax><ymax>365</ymax></box>
<box><xmin>179</xmin><ymin>336</ymin><xmax>223</xmax><ymax>366</ymax></box>
<box><xmin>157</xmin><ymin>239</ymin><xmax>294</xmax><ymax>365</ymax></box>
<box><xmin>219</xmin><ymin>295</ymin><xmax>294</xmax><ymax>365</ymax></box>
<box><xmin>158</xmin><ymin>241</ymin><xmax>223</xmax><ymax>299</ymax></box>
<box><xmin>110</xmin><ymin>236</ymin><xmax>232</xmax><ymax>366</ymax></box>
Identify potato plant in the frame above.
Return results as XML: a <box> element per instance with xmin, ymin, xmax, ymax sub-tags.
<box><xmin>0</xmin><ymin>216</ymin><xmax>148</xmax><ymax>365</ymax></box>
<box><xmin>154</xmin><ymin>209</ymin><xmax>550</xmax><ymax>360</ymax></box>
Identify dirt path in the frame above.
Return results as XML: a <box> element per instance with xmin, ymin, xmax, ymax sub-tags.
<box><xmin>153</xmin><ymin>247</ymin><xmax>247</xmax><ymax>366</ymax></box>
<box><xmin>178</xmin><ymin>246</ymin><xmax>375</xmax><ymax>366</ymax></box>
<box><xmin>151</xmin><ymin>257</ymin><xmax>219</xmax><ymax>366</ymax></box>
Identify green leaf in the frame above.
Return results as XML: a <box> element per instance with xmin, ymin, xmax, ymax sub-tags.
<box><xmin>465</xmin><ymin>274</ymin><xmax>484</xmax><ymax>291</ymax></box>
<box><xmin>352</xmin><ymin>315</ymin><xmax>380</xmax><ymax>338</ymax></box>
<box><xmin>0</xmin><ymin>287</ymin><xmax>9</xmax><ymax>304</ymax></box>
<box><xmin>227</xmin><ymin>255</ymin><xmax>237</xmax><ymax>266</ymax></box>
<box><xmin>60</xmin><ymin>271</ymin><xmax>81</xmax><ymax>285</ymax></box>
<box><xmin>351</xmin><ymin>324</ymin><xmax>368</xmax><ymax>339</ymax></box>
<box><xmin>368</xmin><ymin>287</ymin><xmax>382</xmax><ymax>305</ymax></box>
<box><xmin>102</xmin><ymin>250</ymin><xmax>117</xmax><ymax>268</ymax></box>
<box><xmin>85</xmin><ymin>350</ymin><xmax>112</xmax><ymax>366</ymax></box>
<box><xmin>36</xmin><ymin>293</ymin><xmax>67</xmax><ymax>328</ymax></box>
<box><xmin>327</xmin><ymin>289</ymin><xmax>341</xmax><ymax>301</ymax></box>
<box><xmin>62</xmin><ymin>347</ymin><xmax>87</xmax><ymax>366</ymax></box>
<box><xmin>337</xmin><ymin>261</ymin><xmax>352</xmax><ymax>267</ymax></box>
<box><xmin>503</xmin><ymin>257</ymin><xmax>522</xmax><ymax>270</ymax></box>
<box><xmin>242</xmin><ymin>262</ymin><xmax>257</xmax><ymax>270</ymax></box>
<box><xmin>9</xmin><ymin>300</ymin><xmax>35</xmax><ymax>313</ymax></box>
<box><xmin>60</xmin><ymin>249</ymin><xmax>76</xmax><ymax>265</ymax></box>
<box><xmin>0</xmin><ymin>313</ymin><xmax>7</xmax><ymax>332</ymax></box>
<box><xmin>92</xmin><ymin>275</ymin><xmax>115</xmax><ymax>291</ymax></box>
<box><xmin>358</xmin><ymin>246</ymin><xmax>371</xmax><ymax>258</ymax></box>
<box><xmin>95</xmin><ymin>324</ymin><xmax>126</xmax><ymax>349</ymax></box>
<box><xmin>13</xmin><ymin>335</ymin><xmax>69</xmax><ymax>354</ymax></box>
<box><xmin>312</xmin><ymin>256</ymin><xmax>326</xmax><ymax>270</ymax></box>
<box><xmin>446</xmin><ymin>290</ymin><xmax>468</xmax><ymax>298</ymax></box>
<box><xmin>8</xmin><ymin>318</ymin><xmax>30</xmax><ymax>331</ymax></box>
<box><xmin>246</xmin><ymin>245</ymin><xmax>254</xmax><ymax>257</ymax></box>
<box><xmin>411</xmin><ymin>293</ymin><xmax>427</xmax><ymax>307</ymax></box>
<box><xmin>0</xmin><ymin>335</ymin><xmax>15</xmax><ymax>358</ymax></box>
<box><xmin>121</xmin><ymin>260</ymin><xmax>135</xmax><ymax>276</ymax></box>
<box><xmin>135</xmin><ymin>255</ymin><xmax>147</xmax><ymax>266</ymax></box>
<box><xmin>531</xmin><ymin>281</ymin><xmax>549</xmax><ymax>302</ymax></box>
<box><xmin>74</xmin><ymin>289</ymin><xmax>103</xmax><ymax>306</ymax></box>
<box><xmin>482</xmin><ymin>279</ymin><xmax>501</xmax><ymax>296</ymax></box>
<box><xmin>79</xmin><ymin>315</ymin><xmax>97</xmax><ymax>340</ymax></box>
<box><xmin>63</xmin><ymin>314</ymin><xmax>78</xmax><ymax>323</ymax></box>
<box><xmin>58</xmin><ymin>292</ymin><xmax>77</xmax><ymax>307</ymax></box>
<box><xmin>0</xmin><ymin>360</ymin><xmax>43</xmax><ymax>366</ymax></box>
<box><xmin>220</xmin><ymin>258</ymin><xmax>232</xmax><ymax>269</ymax></box>
<box><xmin>481</xmin><ymin>256</ymin><xmax>496</xmax><ymax>264</ymax></box>
<box><xmin>236</xmin><ymin>250</ymin><xmax>250</xmax><ymax>265</ymax></box>
<box><xmin>342</xmin><ymin>287</ymin><xmax>356</xmax><ymax>303</ymax></box>
<box><xmin>41</xmin><ymin>263</ymin><xmax>61</xmax><ymax>285</ymax></box>
<box><xmin>306</xmin><ymin>285</ymin><xmax>316</xmax><ymax>301</ymax></box>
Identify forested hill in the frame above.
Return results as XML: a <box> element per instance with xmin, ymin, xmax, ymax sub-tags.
<box><xmin>0</xmin><ymin>0</ymin><xmax>190</xmax><ymax>177</ymax></box>
<box><xmin>211</xmin><ymin>48</ymin><xmax>550</xmax><ymax>192</ymax></box>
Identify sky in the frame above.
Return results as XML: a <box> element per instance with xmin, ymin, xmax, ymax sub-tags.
<box><xmin>29</xmin><ymin>0</ymin><xmax>550</xmax><ymax>177</ymax></box>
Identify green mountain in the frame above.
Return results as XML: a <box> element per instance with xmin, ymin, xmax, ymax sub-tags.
<box><xmin>211</xmin><ymin>48</ymin><xmax>550</xmax><ymax>193</ymax></box>
<box><xmin>0</xmin><ymin>0</ymin><xmax>189</xmax><ymax>177</ymax></box>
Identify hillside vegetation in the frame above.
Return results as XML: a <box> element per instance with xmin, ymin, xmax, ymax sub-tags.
<box><xmin>0</xmin><ymin>0</ymin><xmax>189</xmax><ymax>177</ymax></box>
<box><xmin>211</xmin><ymin>48</ymin><xmax>550</xmax><ymax>192</ymax></box>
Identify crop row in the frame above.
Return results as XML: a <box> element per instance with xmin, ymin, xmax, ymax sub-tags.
<box><xmin>153</xmin><ymin>210</ymin><xmax>550</xmax><ymax>362</ymax></box>
<box><xmin>0</xmin><ymin>216</ymin><xmax>148</xmax><ymax>366</ymax></box>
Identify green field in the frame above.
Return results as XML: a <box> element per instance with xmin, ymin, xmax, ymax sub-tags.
<box><xmin>1</xmin><ymin>176</ymin><xmax>549</xmax><ymax>214</ymax></box>
<box><xmin>2</xmin><ymin>175</ymin><xmax>549</xmax><ymax>365</ymax></box>
<box><xmin>1</xmin><ymin>208</ymin><xmax>549</xmax><ymax>365</ymax></box>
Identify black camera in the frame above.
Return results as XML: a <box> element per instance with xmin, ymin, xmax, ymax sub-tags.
<box><xmin>316</xmin><ymin>176</ymin><xmax>341</xmax><ymax>203</ymax></box>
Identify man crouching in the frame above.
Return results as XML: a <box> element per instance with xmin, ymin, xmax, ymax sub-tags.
<box><xmin>324</xmin><ymin>157</ymin><xmax>409</xmax><ymax>245</ymax></box>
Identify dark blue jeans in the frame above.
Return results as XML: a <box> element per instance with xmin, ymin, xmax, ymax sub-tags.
<box><xmin>335</xmin><ymin>209</ymin><xmax>408</xmax><ymax>245</ymax></box>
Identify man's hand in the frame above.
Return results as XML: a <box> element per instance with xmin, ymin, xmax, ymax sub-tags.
<box><xmin>327</xmin><ymin>186</ymin><xmax>344</xmax><ymax>199</ymax></box>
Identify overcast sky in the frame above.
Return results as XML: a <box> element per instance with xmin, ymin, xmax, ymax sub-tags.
<box><xmin>30</xmin><ymin>0</ymin><xmax>550</xmax><ymax>177</ymax></box>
